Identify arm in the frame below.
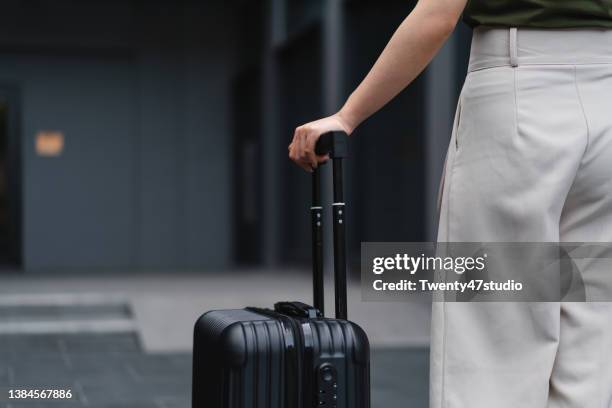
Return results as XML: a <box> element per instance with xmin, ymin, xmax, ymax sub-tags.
<box><xmin>289</xmin><ymin>0</ymin><xmax>467</xmax><ymax>171</ymax></box>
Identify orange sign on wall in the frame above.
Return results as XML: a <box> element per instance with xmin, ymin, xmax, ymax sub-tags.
<box><xmin>35</xmin><ymin>131</ymin><xmax>64</xmax><ymax>157</ymax></box>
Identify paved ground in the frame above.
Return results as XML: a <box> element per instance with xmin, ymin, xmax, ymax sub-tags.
<box><xmin>0</xmin><ymin>333</ymin><xmax>428</xmax><ymax>408</ymax></box>
<box><xmin>0</xmin><ymin>333</ymin><xmax>190</xmax><ymax>408</ymax></box>
<box><xmin>0</xmin><ymin>271</ymin><xmax>431</xmax><ymax>407</ymax></box>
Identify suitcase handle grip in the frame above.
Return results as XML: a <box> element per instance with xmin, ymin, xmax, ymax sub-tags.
<box><xmin>315</xmin><ymin>131</ymin><xmax>348</xmax><ymax>159</ymax></box>
<box><xmin>312</xmin><ymin>132</ymin><xmax>348</xmax><ymax>320</ymax></box>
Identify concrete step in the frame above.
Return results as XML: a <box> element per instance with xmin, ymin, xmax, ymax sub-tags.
<box><xmin>0</xmin><ymin>293</ymin><xmax>136</xmax><ymax>335</ymax></box>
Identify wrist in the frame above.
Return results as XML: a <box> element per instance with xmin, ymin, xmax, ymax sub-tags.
<box><xmin>336</xmin><ymin>108</ymin><xmax>359</xmax><ymax>135</ymax></box>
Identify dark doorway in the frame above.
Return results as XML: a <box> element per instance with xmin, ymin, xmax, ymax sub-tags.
<box><xmin>232</xmin><ymin>68</ymin><xmax>263</xmax><ymax>265</ymax></box>
<box><xmin>0</xmin><ymin>85</ymin><xmax>22</xmax><ymax>267</ymax></box>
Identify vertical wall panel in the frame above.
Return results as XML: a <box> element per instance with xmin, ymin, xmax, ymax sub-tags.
<box><xmin>0</xmin><ymin>55</ymin><xmax>138</xmax><ymax>269</ymax></box>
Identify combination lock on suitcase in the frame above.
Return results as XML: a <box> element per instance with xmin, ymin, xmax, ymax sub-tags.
<box><xmin>192</xmin><ymin>132</ymin><xmax>370</xmax><ymax>408</ymax></box>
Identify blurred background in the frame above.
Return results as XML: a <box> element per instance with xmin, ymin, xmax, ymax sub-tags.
<box><xmin>0</xmin><ymin>0</ymin><xmax>471</xmax><ymax>407</ymax></box>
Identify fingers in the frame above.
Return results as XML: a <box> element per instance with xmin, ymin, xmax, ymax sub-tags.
<box><xmin>288</xmin><ymin>127</ymin><xmax>314</xmax><ymax>172</ymax></box>
<box><xmin>297</xmin><ymin>127</ymin><xmax>319</xmax><ymax>169</ymax></box>
<box><xmin>296</xmin><ymin>129</ymin><xmax>308</xmax><ymax>169</ymax></box>
<box><xmin>288</xmin><ymin>127</ymin><xmax>301</xmax><ymax>162</ymax></box>
<box><xmin>289</xmin><ymin>124</ymin><xmax>333</xmax><ymax>172</ymax></box>
<box><xmin>303</xmin><ymin>136</ymin><xmax>318</xmax><ymax>170</ymax></box>
<box><xmin>306</xmin><ymin>136</ymin><xmax>330</xmax><ymax>167</ymax></box>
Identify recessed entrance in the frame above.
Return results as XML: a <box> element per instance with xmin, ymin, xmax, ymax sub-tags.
<box><xmin>0</xmin><ymin>85</ymin><xmax>22</xmax><ymax>268</ymax></box>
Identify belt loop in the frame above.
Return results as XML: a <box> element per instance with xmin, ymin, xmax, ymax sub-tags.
<box><xmin>509</xmin><ymin>27</ymin><xmax>518</xmax><ymax>67</ymax></box>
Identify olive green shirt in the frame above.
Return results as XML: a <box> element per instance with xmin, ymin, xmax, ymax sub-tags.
<box><xmin>464</xmin><ymin>0</ymin><xmax>612</xmax><ymax>28</ymax></box>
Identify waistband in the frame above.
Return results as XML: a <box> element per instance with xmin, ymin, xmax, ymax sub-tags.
<box><xmin>468</xmin><ymin>26</ymin><xmax>612</xmax><ymax>72</ymax></box>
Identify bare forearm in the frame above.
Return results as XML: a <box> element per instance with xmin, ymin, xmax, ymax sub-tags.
<box><xmin>339</xmin><ymin>0</ymin><xmax>466</xmax><ymax>132</ymax></box>
<box><xmin>289</xmin><ymin>0</ymin><xmax>466</xmax><ymax>171</ymax></box>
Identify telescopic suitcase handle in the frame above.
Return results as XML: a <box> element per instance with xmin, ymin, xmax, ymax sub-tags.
<box><xmin>311</xmin><ymin>132</ymin><xmax>348</xmax><ymax>320</ymax></box>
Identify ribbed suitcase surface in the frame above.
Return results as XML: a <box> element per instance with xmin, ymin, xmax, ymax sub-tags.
<box><xmin>193</xmin><ymin>310</ymin><xmax>287</xmax><ymax>408</ymax></box>
<box><xmin>193</xmin><ymin>309</ymin><xmax>369</xmax><ymax>408</ymax></box>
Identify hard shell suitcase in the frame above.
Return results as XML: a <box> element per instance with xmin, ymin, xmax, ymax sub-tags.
<box><xmin>192</xmin><ymin>132</ymin><xmax>370</xmax><ymax>408</ymax></box>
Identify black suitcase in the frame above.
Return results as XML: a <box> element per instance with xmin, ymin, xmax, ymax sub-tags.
<box><xmin>192</xmin><ymin>132</ymin><xmax>370</xmax><ymax>408</ymax></box>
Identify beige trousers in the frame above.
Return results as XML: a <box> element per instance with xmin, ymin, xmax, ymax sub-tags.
<box><xmin>431</xmin><ymin>27</ymin><xmax>612</xmax><ymax>408</ymax></box>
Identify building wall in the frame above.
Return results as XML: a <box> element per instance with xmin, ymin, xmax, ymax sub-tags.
<box><xmin>0</xmin><ymin>1</ymin><xmax>237</xmax><ymax>270</ymax></box>
<box><xmin>0</xmin><ymin>54</ymin><xmax>138</xmax><ymax>270</ymax></box>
